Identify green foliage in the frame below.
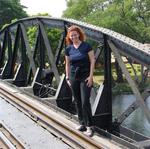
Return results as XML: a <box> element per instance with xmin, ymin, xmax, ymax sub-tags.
<box><xmin>112</xmin><ymin>82</ymin><xmax>132</xmax><ymax>95</ymax></box>
<box><xmin>27</xmin><ymin>26</ymin><xmax>62</xmax><ymax>52</ymax></box>
<box><xmin>26</xmin><ymin>13</ymin><xmax>58</xmax><ymax>50</ymax></box>
<box><xmin>31</xmin><ymin>13</ymin><xmax>51</xmax><ymax>17</ymax></box>
<box><xmin>63</xmin><ymin>0</ymin><xmax>150</xmax><ymax>43</ymax></box>
<box><xmin>27</xmin><ymin>26</ymin><xmax>38</xmax><ymax>48</ymax></box>
<box><xmin>0</xmin><ymin>0</ymin><xmax>28</xmax><ymax>29</ymax></box>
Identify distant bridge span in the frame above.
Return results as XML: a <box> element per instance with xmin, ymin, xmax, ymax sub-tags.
<box><xmin>0</xmin><ymin>17</ymin><xmax>150</xmax><ymax>136</ymax></box>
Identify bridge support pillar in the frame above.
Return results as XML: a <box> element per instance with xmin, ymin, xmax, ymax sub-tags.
<box><xmin>92</xmin><ymin>35</ymin><xmax>112</xmax><ymax>131</ymax></box>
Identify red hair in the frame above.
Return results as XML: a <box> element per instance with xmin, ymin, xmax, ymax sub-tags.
<box><xmin>66</xmin><ymin>25</ymin><xmax>86</xmax><ymax>45</ymax></box>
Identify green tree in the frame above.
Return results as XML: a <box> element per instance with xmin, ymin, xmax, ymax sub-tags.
<box><xmin>63</xmin><ymin>0</ymin><xmax>150</xmax><ymax>43</ymax></box>
<box><xmin>112</xmin><ymin>0</ymin><xmax>150</xmax><ymax>43</ymax></box>
<box><xmin>0</xmin><ymin>0</ymin><xmax>27</xmax><ymax>29</ymax></box>
<box><xmin>63</xmin><ymin>0</ymin><xmax>150</xmax><ymax>84</ymax></box>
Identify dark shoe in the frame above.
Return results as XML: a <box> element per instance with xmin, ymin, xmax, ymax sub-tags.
<box><xmin>76</xmin><ymin>125</ymin><xmax>87</xmax><ymax>132</ymax></box>
<box><xmin>84</xmin><ymin>127</ymin><xmax>94</xmax><ymax>137</ymax></box>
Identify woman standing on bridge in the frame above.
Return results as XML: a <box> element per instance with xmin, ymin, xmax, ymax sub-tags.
<box><xmin>65</xmin><ymin>25</ymin><xmax>95</xmax><ymax>137</ymax></box>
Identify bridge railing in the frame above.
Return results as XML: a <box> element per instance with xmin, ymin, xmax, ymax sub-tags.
<box><xmin>0</xmin><ymin>17</ymin><xmax>150</xmax><ymax>131</ymax></box>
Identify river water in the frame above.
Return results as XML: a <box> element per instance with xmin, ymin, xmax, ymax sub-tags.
<box><xmin>112</xmin><ymin>95</ymin><xmax>150</xmax><ymax>137</ymax></box>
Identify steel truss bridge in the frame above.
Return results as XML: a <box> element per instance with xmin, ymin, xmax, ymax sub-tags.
<box><xmin>0</xmin><ymin>17</ymin><xmax>150</xmax><ymax>148</ymax></box>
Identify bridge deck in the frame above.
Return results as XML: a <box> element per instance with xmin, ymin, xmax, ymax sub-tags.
<box><xmin>0</xmin><ymin>96</ymin><xmax>72</xmax><ymax>149</ymax></box>
<box><xmin>0</xmin><ymin>83</ymin><xmax>124</xmax><ymax>149</ymax></box>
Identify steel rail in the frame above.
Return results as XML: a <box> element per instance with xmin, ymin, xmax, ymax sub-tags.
<box><xmin>0</xmin><ymin>123</ymin><xmax>25</xmax><ymax>149</ymax></box>
<box><xmin>0</xmin><ymin>138</ymin><xmax>9</xmax><ymax>149</ymax></box>
<box><xmin>0</xmin><ymin>82</ymin><xmax>110</xmax><ymax>149</ymax></box>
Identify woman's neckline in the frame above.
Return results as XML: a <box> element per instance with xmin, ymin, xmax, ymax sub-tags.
<box><xmin>73</xmin><ymin>41</ymin><xmax>82</xmax><ymax>49</ymax></box>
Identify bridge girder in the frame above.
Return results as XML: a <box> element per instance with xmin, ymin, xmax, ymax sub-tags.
<box><xmin>0</xmin><ymin>17</ymin><xmax>150</xmax><ymax>132</ymax></box>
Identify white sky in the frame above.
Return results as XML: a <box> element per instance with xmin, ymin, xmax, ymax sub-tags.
<box><xmin>20</xmin><ymin>0</ymin><xmax>67</xmax><ymax>17</ymax></box>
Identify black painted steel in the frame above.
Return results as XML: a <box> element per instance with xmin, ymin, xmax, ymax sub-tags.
<box><xmin>0</xmin><ymin>17</ymin><xmax>149</xmax><ymax>67</ymax></box>
<box><xmin>0</xmin><ymin>17</ymin><xmax>150</xmax><ymax>148</ymax></box>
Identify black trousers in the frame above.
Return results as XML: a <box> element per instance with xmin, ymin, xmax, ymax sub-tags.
<box><xmin>71</xmin><ymin>78</ymin><xmax>93</xmax><ymax>127</ymax></box>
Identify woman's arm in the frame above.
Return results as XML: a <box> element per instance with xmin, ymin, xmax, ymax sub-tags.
<box><xmin>65</xmin><ymin>56</ymin><xmax>70</xmax><ymax>78</ymax></box>
<box><xmin>88</xmin><ymin>50</ymin><xmax>95</xmax><ymax>78</ymax></box>
<box><xmin>65</xmin><ymin>56</ymin><xmax>71</xmax><ymax>86</ymax></box>
<box><xmin>86</xmin><ymin>50</ymin><xmax>95</xmax><ymax>87</ymax></box>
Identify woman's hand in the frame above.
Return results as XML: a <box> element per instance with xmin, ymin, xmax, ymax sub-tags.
<box><xmin>85</xmin><ymin>76</ymin><xmax>93</xmax><ymax>87</ymax></box>
<box><xmin>67</xmin><ymin>80</ymin><xmax>71</xmax><ymax>87</ymax></box>
<box><xmin>66</xmin><ymin>78</ymin><xmax>71</xmax><ymax>87</ymax></box>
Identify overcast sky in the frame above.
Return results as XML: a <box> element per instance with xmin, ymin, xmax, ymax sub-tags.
<box><xmin>20</xmin><ymin>0</ymin><xmax>67</xmax><ymax>17</ymax></box>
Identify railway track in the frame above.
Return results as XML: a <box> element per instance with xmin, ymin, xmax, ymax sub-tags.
<box><xmin>0</xmin><ymin>81</ymin><xmax>121</xmax><ymax>149</ymax></box>
<box><xmin>0</xmin><ymin>123</ymin><xmax>24</xmax><ymax>149</ymax></box>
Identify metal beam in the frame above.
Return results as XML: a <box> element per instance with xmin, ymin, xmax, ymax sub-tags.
<box><xmin>115</xmin><ymin>89</ymin><xmax>150</xmax><ymax>124</ymax></box>
<box><xmin>38</xmin><ymin>20</ymin><xmax>60</xmax><ymax>85</ymax></box>
<box><xmin>20</xmin><ymin>23</ymin><xmax>36</xmax><ymax>75</ymax></box>
<box><xmin>108</xmin><ymin>40</ymin><xmax>150</xmax><ymax>123</ymax></box>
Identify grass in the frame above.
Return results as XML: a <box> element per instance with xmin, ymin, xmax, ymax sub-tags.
<box><xmin>93</xmin><ymin>63</ymin><xmax>150</xmax><ymax>95</ymax></box>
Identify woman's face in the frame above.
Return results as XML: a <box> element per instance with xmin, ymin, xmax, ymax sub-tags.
<box><xmin>69</xmin><ymin>31</ymin><xmax>80</xmax><ymax>43</ymax></box>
